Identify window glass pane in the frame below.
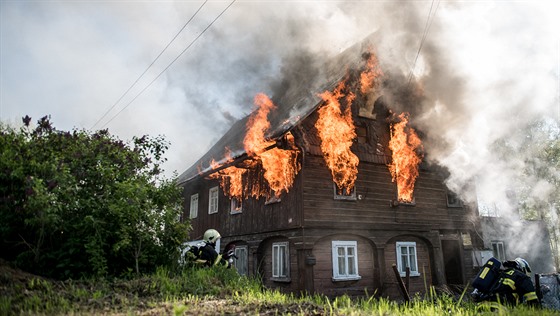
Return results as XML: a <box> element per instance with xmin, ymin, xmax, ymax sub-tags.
<box><xmin>401</xmin><ymin>247</ymin><xmax>408</xmax><ymax>255</ymax></box>
<box><xmin>281</xmin><ymin>245</ymin><xmax>288</xmax><ymax>277</ymax></box>
<box><xmin>409</xmin><ymin>249</ymin><xmax>417</xmax><ymax>271</ymax></box>
<box><xmin>338</xmin><ymin>247</ymin><xmax>345</xmax><ymax>256</ymax></box>
<box><xmin>338</xmin><ymin>250</ymin><xmax>345</xmax><ymax>275</ymax></box>
<box><xmin>347</xmin><ymin>247</ymin><xmax>355</xmax><ymax>256</ymax></box>
<box><xmin>401</xmin><ymin>254</ymin><xmax>408</xmax><ymax>271</ymax></box>
<box><xmin>348</xmin><ymin>256</ymin><xmax>356</xmax><ymax>275</ymax></box>
<box><xmin>273</xmin><ymin>246</ymin><xmax>279</xmax><ymax>277</ymax></box>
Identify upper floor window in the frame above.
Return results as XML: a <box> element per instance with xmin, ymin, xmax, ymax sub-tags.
<box><xmin>208</xmin><ymin>186</ymin><xmax>219</xmax><ymax>214</ymax></box>
<box><xmin>396</xmin><ymin>241</ymin><xmax>420</xmax><ymax>276</ymax></box>
<box><xmin>447</xmin><ymin>191</ymin><xmax>463</xmax><ymax>208</ymax></box>
<box><xmin>189</xmin><ymin>193</ymin><xmax>199</xmax><ymax>219</ymax></box>
<box><xmin>272</xmin><ymin>242</ymin><xmax>289</xmax><ymax>279</ymax></box>
<box><xmin>491</xmin><ymin>241</ymin><xmax>506</xmax><ymax>262</ymax></box>
<box><xmin>230</xmin><ymin>197</ymin><xmax>242</xmax><ymax>214</ymax></box>
<box><xmin>332</xmin><ymin>240</ymin><xmax>361</xmax><ymax>281</ymax></box>
<box><xmin>333</xmin><ymin>183</ymin><xmax>357</xmax><ymax>201</ymax></box>
<box><xmin>233</xmin><ymin>245</ymin><xmax>248</xmax><ymax>276</ymax></box>
<box><xmin>356</xmin><ymin>125</ymin><xmax>368</xmax><ymax>144</ymax></box>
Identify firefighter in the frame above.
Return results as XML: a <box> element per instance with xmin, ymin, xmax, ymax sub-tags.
<box><xmin>492</xmin><ymin>257</ymin><xmax>540</xmax><ymax>307</ymax></box>
<box><xmin>192</xmin><ymin>229</ymin><xmax>224</xmax><ymax>267</ymax></box>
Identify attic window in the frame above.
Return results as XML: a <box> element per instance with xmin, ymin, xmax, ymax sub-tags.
<box><xmin>356</xmin><ymin>125</ymin><xmax>368</xmax><ymax>144</ymax></box>
<box><xmin>333</xmin><ymin>183</ymin><xmax>357</xmax><ymax>201</ymax></box>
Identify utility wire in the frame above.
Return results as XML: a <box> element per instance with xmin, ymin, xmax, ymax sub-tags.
<box><xmin>90</xmin><ymin>0</ymin><xmax>209</xmax><ymax>130</ymax></box>
<box><xmin>407</xmin><ymin>0</ymin><xmax>440</xmax><ymax>86</ymax></box>
<box><xmin>101</xmin><ymin>0</ymin><xmax>236</xmax><ymax>129</ymax></box>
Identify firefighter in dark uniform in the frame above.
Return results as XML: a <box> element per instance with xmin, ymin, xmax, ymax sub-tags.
<box><xmin>493</xmin><ymin>257</ymin><xmax>540</xmax><ymax>307</ymax></box>
<box><xmin>195</xmin><ymin>229</ymin><xmax>224</xmax><ymax>267</ymax></box>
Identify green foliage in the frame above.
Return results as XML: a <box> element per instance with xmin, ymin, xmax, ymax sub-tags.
<box><xmin>2</xmin><ymin>263</ymin><xmax>555</xmax><ymax>315</ymax></box>
<box><xmin>0</xmin><ymin>115</ymin><xmax>190</xmax><ymax>279</ymax></box>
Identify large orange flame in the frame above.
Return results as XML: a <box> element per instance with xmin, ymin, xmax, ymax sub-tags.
<box><xmin>315</xmin><ymin>81</ymin><xmax>359</xmax><ymax>194</ymax></box>
<box><xmin>259</xmin><ymin>133</ymin><xmax>300</xmax><ymax>197</ymax></box>
<box><xmin>360</xmin><ymin>51</ymin><xmax>383</xmax><ymax>95</ymax></box>
<box><xmin>244</xmin><ymin>93</ymin><xmax>276</xmax><ymax>156</ymax></box>
<box><xmin>388</xmin><ymin>112</ymin><xmax>423</xmax><ymax>203</ymax></box>
<box><xmin>244</xmin><ymin>93</ymin><xmax>300</xmax><ymax>198</ymax></box>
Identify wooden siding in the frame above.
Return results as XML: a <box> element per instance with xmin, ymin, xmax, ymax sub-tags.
<box><xmin>383</xmin><ymin>235</ymin><xmax>433</xmax><ymax>298</ymax></box>
<box><xmin>257</xmin><ymin>236</ymin><xmax>300</xmax><ymax>293</ymax></box>
<box><xmin>301</xmin><ymin>155</ymin><xmax>474</xmax><ymax>231</ymax></box>
<box><xmin>312</xmin><ymin>234</ymin><xmax>377</xmax><ymax>297</ymax></box>
<box><xmin>183</xmin><ymin>171</ymin><xmax>304</xmax><ymax>242</ymax></box>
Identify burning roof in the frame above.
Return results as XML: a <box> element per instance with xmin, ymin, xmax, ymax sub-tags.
<box><xmin>177</xmin><ymin>33</ymin><xmax>381</xmax><ymax>185</ymax></box>
<box><xmin>178</xmin><ymin>32</ymin><xmax>423</xmax><ymax>203</ymax></box>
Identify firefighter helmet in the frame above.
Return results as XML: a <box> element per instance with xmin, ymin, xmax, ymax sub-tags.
<box><xmin>514</xmin><ymin>257</ymin><xmax>532</xmax><ymax>276</ymax></box>
<box><xmin>203</xmin><ymin>229</ymin><xmax>221</xmax><ymax>243</ymax></box>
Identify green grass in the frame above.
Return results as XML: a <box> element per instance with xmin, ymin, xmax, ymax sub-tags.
<box><xmin>0</xmin><ymin>265</ymin><xmax>556</xmax><ymax>315</ymax></box>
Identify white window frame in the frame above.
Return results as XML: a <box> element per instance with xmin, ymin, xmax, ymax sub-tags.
<box><xmin>233</xmin><ymin>245</ymin><xmax>248</xmax><ymax>276</ymax></box>
<box><xmin>208</xmin><ymin>186</ymin><xmax>219</xmax><ymax>214</ymax></box>
<box><xmin>332</xmin><ymin>240</ymin><xmax>361</xmax><ymax>281</ymax></box>
<box><xmin>189</xmin><ymin>193</ymin><xmax>199</xmax><ymax>219</ymax></box>
<box><xmin>396</xmin><ymin>241</ymin><xmax>420</xmax><ymax>277</ymax></box>
<box><xmin>491</xmin><ymin>241</ymin><xmax>506</xmax><ymax>262</ymax></box>
<box><xmin>230</xmin><ymin>197</ymin><xmax>242</xmax><ymax>214</ymax></box>
<box><xmin>333</xmin><ymin>183</ymin><xmax>357</xmax><ymax>200</ymax></box>
<box><xmin>272</xmin><ymin>242</ymin><xmax>289</xmax><ymax>279</ymax></box>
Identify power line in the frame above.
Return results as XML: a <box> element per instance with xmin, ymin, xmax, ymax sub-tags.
<box><xmin>407</xmin><ymin>0</ymin><xmax>440</xmax><ymax>86</ymax></box>
<box><xmin>90</xmin><ymin>0</ymin><xmax>209</xmax><ymax>130</ymax></box>
<box><xmin>101</xmin><ymin>0</ymin><xmax>236</xmax><ymax>129</ymax></box>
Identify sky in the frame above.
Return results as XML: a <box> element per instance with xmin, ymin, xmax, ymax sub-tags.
<box><xmin>1</xmin><ymin>0</ymin><xmax>559</xmax><ymax>214</ymax></box>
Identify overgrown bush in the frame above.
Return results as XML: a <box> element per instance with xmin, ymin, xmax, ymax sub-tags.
<box><xmin>0</xmin><ymin>116</ymin><xmax>190</xmax><ymax>279</ymax></box>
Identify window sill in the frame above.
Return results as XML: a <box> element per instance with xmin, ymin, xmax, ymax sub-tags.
<box><xmin>332</xmin><ymin>275</ymin><xmax>362</xmax><ymax>282</ymax></box>
<box><xmin>399</xmin><ymin>272</ymin><xmax>420</xmax><ymax>277</ymax></box>
<box><xmin>230</xmin><ymin>210</ymin><xmax>242</xmax><ymax>215</ymax></box>
<box><xmin>271</xmin><ymin>277</ymin><xmax>291</xmax><ymax>283</ymax></box>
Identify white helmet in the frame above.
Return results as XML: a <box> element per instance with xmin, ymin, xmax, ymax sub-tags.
<box><xmin>203</xmin><ymin>229</ymin><xmax>221</xmax><ymax>243</ymax></box>
<box><xmin>514</xmin><ymin>257</ymin><xmax>532</xmax><ymax>276</ymax></box>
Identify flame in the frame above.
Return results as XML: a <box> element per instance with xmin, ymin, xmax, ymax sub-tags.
<box><xmin>360</xmin><ymin>51</ymin><xmax>383</xmax><ymax>95</ymax></box>
<box><xmin>388</xmin><ymin>112</ymin><xmax>423</xmax><ymax>203</ymax></box>
<box><xmin>259</xmin><ymin>133</ymin><xmax>300</xmax><ymax>197</ymax></box>
<box><xmin>244</xmin><ymin>94</ymin><xmax>300</xmax><ymax>198</ymax></box>
<box><xmin>315</xmin><ymin>81</ymin><xmax>359</xmax><ymax>194</ymax></box>
<box><xmin>210</xmin><ymin>165</ymin><xmax>246</xmax><ymax>199</ymax></box>
<box><xmin>244</xmin><ymin>93</ymin><xmax>276</xmax><ymax>156</ymax></box>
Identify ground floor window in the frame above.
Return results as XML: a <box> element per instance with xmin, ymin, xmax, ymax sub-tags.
<box><xmin>272</xmin><ymin>242</ymin><xmax>289</xmax><ymax>279</ymax></box>
<box><xmin>233</xmin><ymin>245</ymin><xmax>248</xmax><ymax>276</ymax></box>
<box><xmin>396</xmin><ymin>241</ymin><xmax>420</xmax><ymax>276</ymax></box>
<box><xmin>332</xmin><ymin>240</ymin><xmax>361</xmax><ymax>281</ymax></box>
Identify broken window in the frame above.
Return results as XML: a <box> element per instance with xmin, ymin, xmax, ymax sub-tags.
<box><xmin>333</xmin><ymin>183</ymin><xmax>357</xmax><ymax>200</ymax></box>
<box><xmin>230</xmin><ymin>197</ymin><xmax>242</xmax><ymax>214</ymax></box>
<box><xmin>447</xmin><ymin>191</ymin><xmax>463</xmax><ymax>208</ymax></box>
<box><xmin>356</xmin><ymin>125</ymin><xmax>368</xmax><ymax>144</ymax></box>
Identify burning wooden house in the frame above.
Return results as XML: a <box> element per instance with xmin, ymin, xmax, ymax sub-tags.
<box><xmin>177</xmin><ymin>34</ymin><xmax>480</xmax><ymax>298</ymax></box>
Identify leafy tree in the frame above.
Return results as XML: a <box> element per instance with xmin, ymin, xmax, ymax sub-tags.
<box><xmin>493</xmin><ymin>118</ymin><xmax>560</xmax><ymax>270</ymax></box>
<box><xmin>0</xmin><ymin>116</ymin><xmax>190</xmax><ymax>279</ymax></box>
